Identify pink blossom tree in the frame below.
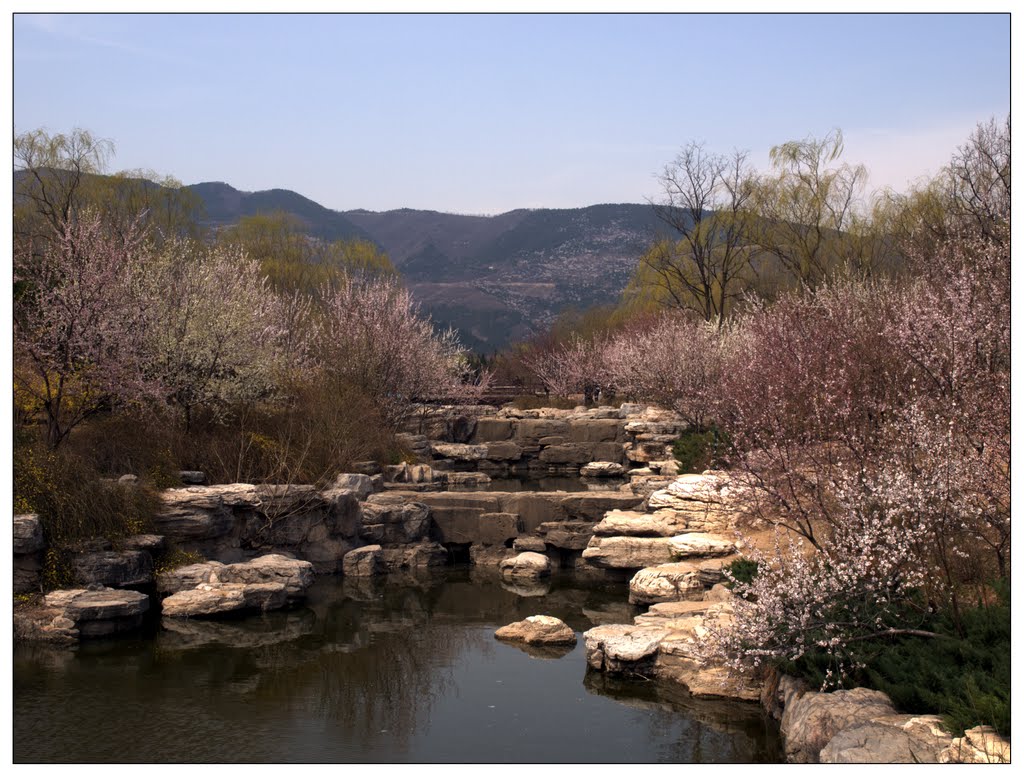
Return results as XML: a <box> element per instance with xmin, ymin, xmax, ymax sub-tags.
<box><xmin>13</xmin><ymin>210</ymin><xmax>155</xmax><ymax>448</ymax></box>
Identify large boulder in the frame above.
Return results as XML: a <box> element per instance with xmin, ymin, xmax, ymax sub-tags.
<box><xmin>485</xmin><ymin>441</ymin><xmax>523</xmax><ymax>461</ymax></box>
<box><xmin>568</xmin><ymin>419</ymin><xmax>623</xmax><ymax>443</ymax></box>
<box><xmin>820</xmin><ymin>715</ymin><xmax>953</xmax><ymax>763</ymax></box>
<box><xmin>430</xmin><ymin>442</ymin><xmax>488</xmax><ymax>462</ymax></box>
<box><xmin>14</xmin><ymin>514</ymin><xmax>45</xmax><ymax>554</ymax></box>
<box><xmin>781</xmin><ymin>688</ymin><xmax>898</xmax><ymax>763</ymax></box>
<box><xmin>379</xmin><ymin>541</ymin><xmax>448</xmax><ymax>572</ymax></box>
<box><xmin>359</xmin><ymin>500</ymin><xmax>430</xmax><ymax>544</ymax></box>
<box><xmin>72</xmin><ymin>550</ymin><xmax>154</xmax><ymax>588</ymax></box>
<box><xmin>495</xmin><ymin>615</ymin><xmax>577</xmax><ymax>646</ymax></box>
<box><xmin>158</xmin><ymin>554</ymin><xmax>314</xmax><ymax>601</ymax></box>
<box><xmin>583</xmin><ymin>624</ymin><xmax>669</xmax><ymax>674</ymax></box>
<box><xmin>628</xmin><ymin>558</ymin><xmax>735</xmax><ymax>605</ymax></box>
<box><xmin>499</xmin><ymin>552</ymin><xmax>551</xmax><ymax>581</ymax></box>
<box><xmin>940</xmin><ymin>725</ymin><xmax>1011</xmax><ymax>763</ymax></box>
<box><xmin>559</xmin><ymin>492</ymin><xmax>644</xmax><ymax>521</ymax></box>
<box><xmin>342</xmin><ymin>545</ymin><xmax>385</xmax><ymax>576</ymax></box>
<box><xmin>668</xmin><ymin>533</ymin><xmax>736</xmax><ymax>559</ymax></box>
<box><xmin>594</xmin><ymin>509</ymin><xmax>698</xmax><ymax>537</ymax></box>
<box><xmin>536</xmin><ymin>520</ymin><xmax>594</xmax><ymax>551</ymax></box>
<box><xmin>161</xmin><ymin>582</ymin><xmax>288</xmax><ymax>618</ymax></box>
<box><xmin>332</xmin><ymin>473</ymin><xmax>375</xmax><ymax>500</ymax></box>
<box><xmin>581</xmin><ymin>536</ymin><xmax>675</xmax><ymax>569</ymax></box>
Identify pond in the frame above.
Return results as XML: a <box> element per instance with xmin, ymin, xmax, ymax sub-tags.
<box><xmin>13</xmin><ymin>569</ymin><xmax>783</xmax><ymax>763</ymax></box>
<box><xmin>486</xmin><ymin>476</ymin><xmax>627</xmax><ymax>492</ymax></box>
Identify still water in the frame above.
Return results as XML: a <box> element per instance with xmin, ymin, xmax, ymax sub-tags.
<box><xmin>14</xmin><ymin>569</ymin><xmax>783</xmax><ymax>763</ymax></box>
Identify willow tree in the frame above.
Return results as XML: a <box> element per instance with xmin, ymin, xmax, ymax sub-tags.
<box><xmin>217</xmin><ymin>211</ymin><xmax>394</xmax><ymax>293</ymax></box>
<box><xmin>748</xmin><ymin>129</ymin><xmax>870</xmax><ymax>287</ymax></box>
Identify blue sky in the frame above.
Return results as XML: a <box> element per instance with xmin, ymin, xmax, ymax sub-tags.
<box><xmin>13</xmin><ymin>12</ymin><xmax>1011</xmax><ymax>214</ymax></box>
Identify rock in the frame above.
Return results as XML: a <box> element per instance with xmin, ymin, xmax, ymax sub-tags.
<box><xmin>703</xmin><ymin>583</ymin><xmax>733</xmax><ymax>601</ymax></box>
<box><xmin>118</xmin><ymin>474</ymin><xmax>139</xmax><ymax>485</ymax></box>
<box><xmin>342</xmin><ymin>545</ymin><xmax>384</xmax><ymax>576</ymax></box>
<box><xmin>161</xmin><ymin>582</ymin><xmax>288</xmax><ymax>617</ymax></box>
<box><xmin>41</xmin><ymin>587</ymin><xmax>150</xmax><ymax>638</ymax></box>
<box><xmin>821</xmin><ymin>715</ymin><xmax>952</xmax><ymax>763</ymax></box>
<box><xmin>538</xmin><ymin>444</ymin><xmax>593</xmax><ymax>465</ymax></box>
<box><xmin>220</xmin><ymin>554</ymin><xmax>314</xmax><ymax>600</ymax></box>
<box><xmin>72</xmin><ymin>550</ymin><xmax>153</xmax><ymax>588</ymax></box>
<box><xmin>158</xmin><ymin>554</ymin><xmax>313</xmax><ymax>600</ymax></box>
<box><xmin>580</xmin><ymin>461</ymin><xmax>626</xmax><ymax>478</ymax></box>
<box><xmin>628</xmin><ymin>558</ymin><xmax>735</xmax><ymax>605</ymax></box>
<box><xmin>668</xmin><ymin>533</ymin><xmax>737</xmax><ymax>559</ymax></box>
<box><xmin>352</xmin><ymin>460</ymin><xmax>382</xmax><ymax>476</ymax></box>
<box><xmin>468</xmin><ymin>544</ymin><xmax>516</xmax><ymax>566</ymax></box>
<box><xmin>499</xmin><ymin>577</ymin><xmax>552</xmax><ymax>598</ymax></box>
<box><xmin>499</xmin><ymin>552</ymin><xmax>551</xmax><ymax>581</ymax></box>
<box><xmin>122</xmin><ymin>534</ymin><xmax>167</xmax><ymax>555</ymax></box>
<box><xmin>379</xmin><ymin>541</ymin><xmax>448</xmax><ymax>572</ymax></box>
<box><xmin>430</xmin><ymin>442</ymin><xmax>488</xmax><ymax>462</ymax></box>
<box><xmin>594</xmin><ymin>508</ymin><xmax>695</xmax><ymax>537</ymax></box>
<box><xmin>155</xmin><ymin>486</ymin><xmax>253</xmax><ymax>540</ymax></box>
<box><xmin>178</xmin><ymin>470</ymin><xmax>207</xmax><ymax>485</ymax></box>
<box><xmin>632</xmin><ymin>600</ymin><xmax>712</xmax><ymax>626</ymax></box>
<box><xmin>536</xmin><ymin>521</ymin><xmax>594</xmax><ymax>551</ymax></box>
<box><xmin>940</xmin><ymin>725</ymin><xmax>1011</xmax><ymax>763</ymax></box>
<box><xmin>513</xmin><ymin>536</ymin><xmax>548</xmax><ymax>553</ymax></box>
<box><xmin>583</xmin><ymin>624</ymin><xmax>669</xmax><ymax>674</ymax></box>
<box><xmin>359</xmin><ymin>500</ymin><xmax>430</xmax><ymax>544</ymax></box>
<box><xmin>472</xmin><ymin>418</ymin><xmax>514</xmax><ymax>442</ymax></box>
<box><xmin>332</xmin><ymin>473</ymin><xmax>374</xmax><ymax>500</ymax></box>
<box><xmin>157</xmin><ymin>561</ymin><xmax>225</xmax><ymax>593</ymax></box>
<box><xmin>581</xmin><ymin>536</ymin><xmax>675</xmax><ymax>569</ymax></box>
<box><xmin>484</xmin><ymin>441</ymin><xmax>523</xmax><ymax>461</ymax></box>
<box><xmin>501</xmin><ymin>492</ymin><xmax>566</xmax><ymax>531</ymax></box>
<box><xmin>650</xmin><ymin>459</ymin><xmax>680</xmax><ymax>476</ymax></box>
<box><xmin>446</xmin><ymin>472</ymin><xmax>492</xmax><ymax>490</ymax></box>
<box><xmin>495</xmin><ymin>615</ymin><xmax>577</xmax><ymax>646</ymax></box>
<box><xmin>558</xmin><ymin>492</ymin><xmax>644</xmax><ymax>521</ymax></box>
<box><xmin>568</xmin><ymin>419</ymin><xmax>623</xmax><ymax>443</ymax></box>
<box><xmin>14</xmin><ymin>514</ymin><xmax>45</xmax><ymax>555</ymax></box>
<box><xmin>781</xmin><ymin>687</ymin><xmax>898</xmax><ymax>763</ymax></box>
<box><xmin>515</xmin><ymin>419</ymin><xmax>570</xmax><ymax>440</ymax></box>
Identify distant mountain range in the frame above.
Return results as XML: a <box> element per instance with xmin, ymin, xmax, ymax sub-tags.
<box><xmin>188</xmin><ymin>182</ymin><xmax>670</xmax><ymax>351</ymax></box>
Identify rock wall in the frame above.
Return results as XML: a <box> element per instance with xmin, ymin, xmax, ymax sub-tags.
<box><xmin>396</xmin><ymin>403</ymin><xmax>688</xmax><ymax>478</ymax></box>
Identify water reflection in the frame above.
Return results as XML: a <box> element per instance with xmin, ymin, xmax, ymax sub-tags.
<box><xmin>14</xmin><ymin>569</ymin><xmax>782</xmax><ymax>763</ymax></box>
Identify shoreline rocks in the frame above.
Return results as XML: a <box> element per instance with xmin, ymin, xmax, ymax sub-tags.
<box><xmin>495</xmin><ymin>615</ymin><xmax>577</xmax><ymax>646</ymax></box>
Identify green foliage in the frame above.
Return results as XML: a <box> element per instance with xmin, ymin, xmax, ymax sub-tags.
<box><xmin>781</xmin><ymin>586</ymin><xmax>1010</xmax><ymax>737</ymax></box>
<box><xmin>672</xmin><ymin>426</ymin><xmax>729</xmax><ymax>473</ymax></box>
<box><xmin>153</xmin><ymin>547</ymin><xmax>206</xmax><ymax>575</ymax></box>
<box><xmin>724</xmin><ymin>557</ymin><xmax>759</xmax><ymax>587</ymax></box>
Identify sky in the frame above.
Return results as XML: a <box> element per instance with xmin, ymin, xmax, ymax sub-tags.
<box><xmin>11</xmin><ymin>10</ymin><xmax>1012</xmax><ymax>215</ymax></box>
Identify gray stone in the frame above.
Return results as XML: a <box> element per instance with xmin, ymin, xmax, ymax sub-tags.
<box><xmin>342</xmin><ymin>545</ymin><xmax>384</xmax><ymax>576</ymax></box>
<box><xmin>559</xmin><ymin>492</ymin><xmax>643</xmax><ymax>521</ymax></box>
<box><xmin>42</xmin><ymin>587</ymin><xmax>150</xmax><ymax>638</ymax></box>
<box><xmin>379</xmin><ymin>541</ymin><xmax>448</xmax><ymax>572</ymax></box>
<box><xmin>536</xmin><ymin>521</ymin><xmax>594</xmax><ymax>551</ymax></box>
<box><xmin>72</xmin><ymin>550</ymin><xmax>153</xmax><ymax>588</ymax></box>
<box><xmin>430</xmin><ymin>442</ymin><xmax>488</xmax><ymax>461</ymax></box>
<box><xmin>485</xmin><ymin>441</ymin><xmax>523</xmax><ymax>461</ymax></box>
<box><xmin>332</xmin><ymin>473</ymin><xmax>374</xmax><ymax>500</ymax></box>
<box><xmin>820</xmin><ymin>720</ymin><xmax>949</xmax><ymax>763</ymax></box>
<box><xmin>359</xmin><ymin>501</ymin><xmax>430</xmax><ymax>544</ymax></box>
<box><xmin>513</xmin><ymin>536</ymin><xmax>548</xmax><ymax>553</ymax></box>
<box><xmin>668</xmin><ymin>533</ymin><xmax>737</xmax><ymax>559</ymax></box>
<box><xmin>14</xmin><ymin>514</ymin><xmax>45</xmax><ymax>555</ymax></box>
<box><xmin>122</xmin><ymin>534</ymin><xmax>167</xmax><ymax>555</ymax></box>
<box><xmin>178</xmin><ymin>470</ymin><xmax>207</xmax><ymax>485</ymax></box>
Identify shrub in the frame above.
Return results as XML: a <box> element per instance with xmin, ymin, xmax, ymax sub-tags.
<box><xmin>672</xmin><ymin>426</ymin><xmax>729</xmax><ymax>473</ymax></box>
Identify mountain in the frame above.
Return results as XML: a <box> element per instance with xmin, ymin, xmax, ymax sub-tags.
<box><xmin>187</xmin><ymin>182</ymin><xmax>671</xmax><ymax>352</ymax></box>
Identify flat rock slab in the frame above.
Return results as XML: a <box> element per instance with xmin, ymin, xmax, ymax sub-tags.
<box><xmin>72</xmin><ymin>550</ymin><xmax>153</xmax><ymax>588</ymax></box>
<box><xmin>157</xmin><ymin>554</ymin><xmax>314</xmax><ymax>600</ymax></box>
<box><xmin>162</xmin><ymin>582</ymin><xmax>288</xmax><ymax>618</ymax></box>
<box><xmin>668</xmin><ymin>533</ymin><xmax>737</xmax><ymax>559</ymax></box>
<box><xmin>45</xmin><ymin>587</ymin><xmax>150</xmax><ymax>621</ymax></box>
<box><xmin>583</xmin><ymin>624</ymin><xmax>670</xmax><ymax>673</ymax></box>
<box><xmin>495</xmin><ymin>615</ymin><xmax>577</xmax><ymax>646</ymax></box>
<box><xmin>582</xmin><ymin>535</ymin><xmax>675</xmax><ymax>569</ymax></box>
